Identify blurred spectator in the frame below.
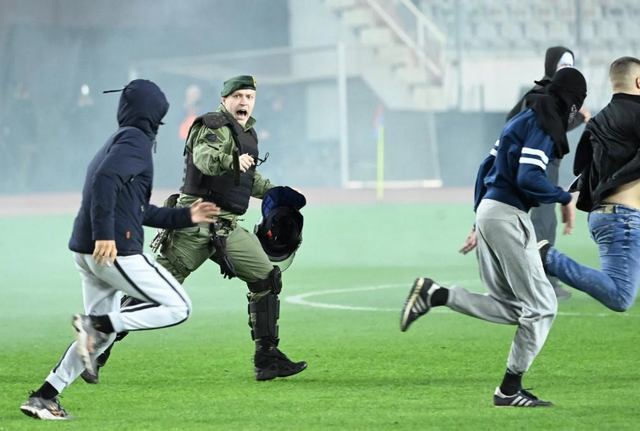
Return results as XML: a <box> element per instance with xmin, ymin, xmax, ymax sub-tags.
<box><xmin>2</xmin><ymin>82</ymin><xmax>37</xmax><ymax>191</ymax></box>
<box><xmin>68</xmin><ymin>83</ymin><xmax>100</xmax><ymax>184</ymax></box>
<box><xmin>179</xmin><ymin>84</ymin><xmax>202</xmax><ymax>140</ymax></box>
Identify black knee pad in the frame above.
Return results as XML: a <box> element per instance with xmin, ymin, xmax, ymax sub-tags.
<box><xmin>247</xmin><ymin>292</ymin><xmax>280</xmax><ymax>340</ymax></box>
<box><xmin>247</xmin><ymin>266</ymin><xmax>282</xmax><ymax>294</ymax></box>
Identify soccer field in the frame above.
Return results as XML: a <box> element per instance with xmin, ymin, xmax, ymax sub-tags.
<box><xmin>1</xmin><ymin>203</ymin><xmax>639</xmax><ymax>430</ymax></box>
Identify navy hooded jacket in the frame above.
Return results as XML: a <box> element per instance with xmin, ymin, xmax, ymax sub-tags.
<box><xmin>69</xmin><ymin>79</ymin><xmax>194</xmax><ymax>256</ymax></box>
<box><xmin>473</xmin><ymin>109</ymin><xmax>572</xmax><ymax>213</ymax></box>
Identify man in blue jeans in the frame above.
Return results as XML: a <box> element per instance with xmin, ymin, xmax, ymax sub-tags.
<box><xmin>541</xmin><ymin>56</ymin><xmax>640</xmax><ymax>312</ymax></box>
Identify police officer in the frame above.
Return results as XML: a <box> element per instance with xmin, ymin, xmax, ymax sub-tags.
<box><xmin>156</xmin><ymin>75</ymin><xmax>307</xmax><ymax>381</ymax></box>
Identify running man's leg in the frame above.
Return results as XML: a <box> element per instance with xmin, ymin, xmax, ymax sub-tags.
<box><xmin>469</xmin><ymin>201</ymin><xmax>557</xmax><ymax>374</ymax></box>
<box><xmin>100</xmin><ymin>253</ymin><xmax>192</xmax><ymax>331</ymax></box>
<box><xmin>42</xmin><ymin>253</ymin><xmax>120</xmax><ymax>395</ymax></box>
<box><xmin>545</xmin><ymin>207</ymin><xmax>640</xmax><ymax>311</ymax></box>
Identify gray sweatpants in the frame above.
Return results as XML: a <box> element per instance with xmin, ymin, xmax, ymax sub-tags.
<box><xmin>447</xmin><ymin>199</ymin><xmax>557</xmax><ymax>374</ymax></box>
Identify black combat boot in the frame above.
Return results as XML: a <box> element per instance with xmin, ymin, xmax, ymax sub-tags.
<box><xmin>254</xmin><ymin>338</ymin><xmax>307</xmax><ymax>381</ymax></box>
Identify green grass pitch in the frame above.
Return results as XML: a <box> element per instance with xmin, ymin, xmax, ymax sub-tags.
<box><xmin>1</xmin><ymin>203</ymin><xmax>639</xmax><ymax>430</ymax></box>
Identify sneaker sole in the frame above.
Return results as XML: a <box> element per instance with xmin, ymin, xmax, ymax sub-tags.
<box><xmin>493</xmin><ymin>395</ymin><xmax>553</xmax><ymax>408</ymax></box>
<box><xmin>72</xmin><ymin>315</ymin><xmax>96</xmax><ymax>378</ymax></box>
<box><xmin>494</xmin><ymin>403</ymin><xmax>553</xmax><ymax>408</ymax></box>
<box><xmin>255</xmin><ymin>363</ymin><xmax>308</xmax><ymax>381</ymax></box>
<box><xmin>20</xmin><ymin>405</ymin><xmax>69</xmax><ymax>420</ymax></box>
<box><xmin>400</xmin><ymin>278</ymin><xmax>425</xmax><ymax>332</ymax></box>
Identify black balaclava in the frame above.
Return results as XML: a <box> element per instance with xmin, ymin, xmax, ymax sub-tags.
<box><xmin>544</xmin><ymin>46</ymin><xmax>574</xmax><ymax>79</ymax></box>
<box><xmin>527</xmin><ymin>67</ymin><xmax>587</xmax><ymax>158</ymax></box>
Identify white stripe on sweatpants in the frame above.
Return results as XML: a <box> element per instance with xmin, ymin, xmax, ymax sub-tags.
<box><xmin>45</xmin><ymin>252</ymin><xmax>191</xmax><ymax>394</ymax></box>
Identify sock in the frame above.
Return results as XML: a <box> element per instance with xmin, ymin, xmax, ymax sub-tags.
<box><xmin>430</xmin><ymin>287</ymin><xmax>449</xmax><ymax>307</ymax></box>
<box><xmin>499</xmin><ymin>369</ymin><xmax>523</xmax><ymax>396</ymax></box>
<box><xmin>90</xmin><ymin>315</ymin><xmax>115</xmax><ymax>334</ymax></box>
<box><xmin>32</xmin><ymin>381</ymin><xmax>59</xmax><ymax>400</ymax></box>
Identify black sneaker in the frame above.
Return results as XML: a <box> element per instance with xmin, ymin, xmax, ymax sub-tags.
<box><xmin>254</xmin><ymin>347</ymin><xmax>307</xmax><ymax>381</ymax></box>
<box><xmin>80</xmin><ymin>331</ymin><xmax>125</xmax><ymax>384</ymax></box>
<box><xmin>400</xmin><ymin>277</ymin><xmax>438</xmax><ymax>332</ymax></box>
<box><xmin>493</xmin><ymin>387</ymin><xmax>553</xmax><ymax>407</ymax></box>
<box><xmin>80</xmin><ymin>367</ymin><xmax>99</xmax><ymax>384</ymax></box>
<box><xmin>538</xmin><ymin>240</ymin><xmax>551</xmax><ymax>271</ymax></box>
<box><xmin>72</xmin><ymin>314</ymin><xmax>108</xmax><ymax>382</ymax></box>
<box><xmin>20</xmin><ymin>393</ymin><xmax>70</xmax><ymax>420</ymax></box>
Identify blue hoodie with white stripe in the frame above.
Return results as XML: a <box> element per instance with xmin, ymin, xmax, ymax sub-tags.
<box><xmin>473</xmin><ymin>109</ymin><xmax>571</xmax><ymax>212</ymax></box>
<box><xmin>69</xmin><ymin>79</ymin><xmax>194</xmax><ymax>256</ymax></box>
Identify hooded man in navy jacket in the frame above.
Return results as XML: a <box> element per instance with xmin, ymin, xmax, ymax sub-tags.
<box><xmin>20</xmin><ymin>79</ymin><xmax>219</xmax><ymax>421</ymax></box>
<box><xmin>461</xmin><ymin>46</ymin><xmax>591</xmax><ymax>300</ymax></box>
<box><xmin>401</xmin><ymin>68</ymin><xmax>588</xmax><ymax>408</ymax></box>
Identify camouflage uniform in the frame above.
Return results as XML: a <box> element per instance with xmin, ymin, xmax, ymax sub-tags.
<box><xmin>157</xmin><ymin>81</ymin><xmax>306</xmax><ymax>380</ymax></box>
<box><xmin>156</xmin><ymin>105</ymin><xmax>274</xmax><ymax>286</ymax></box>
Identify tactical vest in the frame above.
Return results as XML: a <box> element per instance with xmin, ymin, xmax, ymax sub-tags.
<box><xmin>181</xmin><ymin>112</ymin><xmax>258</xmax><ymax>214</ymax></box>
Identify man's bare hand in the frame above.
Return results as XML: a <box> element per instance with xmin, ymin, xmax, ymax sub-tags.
<box><xmin>561</xmin><ymin>198</ymin><xmax>575</xmax><ymax>235</ymax></box>
<box><xmin>238</xmin><ymin>153</ymin><xmax>255</xmax><ymax>172</ymax></box>
<box><xmin>93</xmin><ymin>240</ymin><xmax>117</xmax><ymax>266</ymax></box>
<box><xmin>459</xmin><ymin>228</ymin><xmax>478</xmax><ymax>254</ymax></box>
<box><xmin>190</xmin><ymin>198</ymin><xmax>220</xmax><ymax>224</ymax></box>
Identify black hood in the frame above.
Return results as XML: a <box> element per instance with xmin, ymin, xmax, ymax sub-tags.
<box><xmin>544</xmin><ymin>46</ymin><xmax>574</xmax><ymax>79</ymax></box>
<box><xmin>116</xmin><ymin>79</ymin><xmax>169</xmax><ymax>139</ymax></box>
<box><xmin>547</xmin><ymin>66</ymin><xmax>587</xmax><ymax>118</ymax></box>
<box><xmin>528</xmin><ymin>67</ymin><xmax>587</xmax><ymax>159</ymax></box>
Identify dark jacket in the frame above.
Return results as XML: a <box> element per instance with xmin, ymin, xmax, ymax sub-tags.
<box><xmin>474</xmin><ymin>109</ymin><xmax>571</xmax><ymax>212</ymax></box>
<box><xmin>506</xmin><ymin>47</ymin><xmax>585</xmax><ymax>130</ymax></box>
<box><xmin>69</xmin><ymin>79</ymin><xmax>194</xmax><ymax>256</ymax></box>
<box><xmin>572</xmin><ymin>93</ymin><xmax>640</xmax><ymax>211</ymax></box>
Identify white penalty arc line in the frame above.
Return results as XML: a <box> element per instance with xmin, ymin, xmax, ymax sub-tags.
<box><xmin>283</xmin><ymin>283</ymin><xmax>640</xmax><ymax>318</ymax></box>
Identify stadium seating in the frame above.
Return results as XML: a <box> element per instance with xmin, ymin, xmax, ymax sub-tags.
<box><xmin>419</xmin><ymin>0</ymin><xmax>639</xmax><ymax>51</ymax></box>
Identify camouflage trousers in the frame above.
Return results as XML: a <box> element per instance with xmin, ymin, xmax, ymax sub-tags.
<box><xmin>156</xmin><ymin>221</ymin><xmax>273</xmax><ymax>285</ymax></box>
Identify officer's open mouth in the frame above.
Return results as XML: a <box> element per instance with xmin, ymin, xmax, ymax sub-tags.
<box><xmin>236</xmin><ymin>109</ymin><xmax>248</xmax><ymax>118</ymax></box>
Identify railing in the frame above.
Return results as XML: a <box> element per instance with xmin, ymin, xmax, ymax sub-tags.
<box><xmin>362</xmin><ymin>0</ymin><xmax>446</xmax><ymax>80</ymax></box>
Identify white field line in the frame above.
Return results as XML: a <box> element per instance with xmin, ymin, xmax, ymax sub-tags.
<box><xmin>283</xmin><ymin>283</ymin><xmax>639</xmax><ymax>318</ymax></box>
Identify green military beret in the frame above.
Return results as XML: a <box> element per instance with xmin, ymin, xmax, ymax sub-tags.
<box><xmin>220</xmin><ymin>75</ymin><xmax>257</xmax><ymax>97</ymax></box>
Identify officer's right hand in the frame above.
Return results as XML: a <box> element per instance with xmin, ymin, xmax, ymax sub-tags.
<box><xmin>93</xmin><ymin>240</ymin><xmax>118</xmax><ymax>266</ymax></box>
<box><xmin>190</xmin><ymin>198</ymin><xmax>220</xmax><ymax>224</ymax></box>
<box><xmin>238</xmin><ymin>153</ymin><xmax>255</xmax><ymax>172</ymax></box>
